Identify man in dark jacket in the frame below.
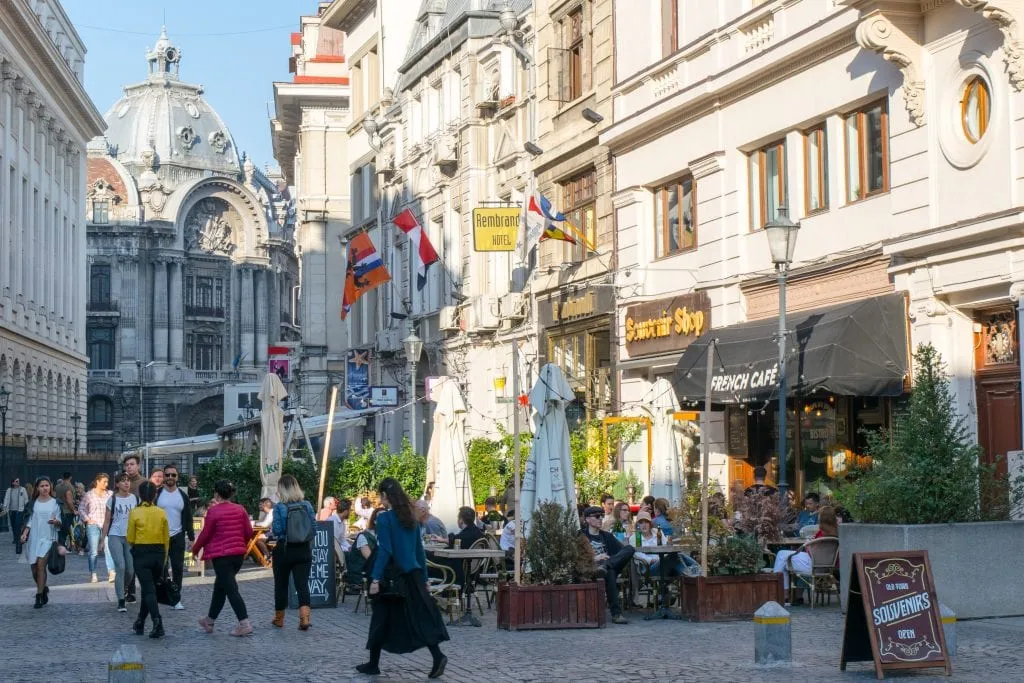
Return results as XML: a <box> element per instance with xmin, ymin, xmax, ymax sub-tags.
<box><xmin>580</xmin><ymin>505</ymin><xmax>634</xmax><ymax>624</ymax></box>
<box><xmin>444</xmin><ymin>506</ymin><xmax>486</xmax><ymax>626</ymax></box>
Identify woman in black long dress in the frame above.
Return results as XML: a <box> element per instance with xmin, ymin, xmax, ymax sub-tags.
<box><xmin>358</xmin><ymin>478</ymin><xmax>449</xmax><ymax>678</ymax></box>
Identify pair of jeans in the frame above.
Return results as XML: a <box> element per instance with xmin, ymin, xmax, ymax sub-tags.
<box><xmin>209</xmin><ymin>555</ymin><xmax>248</xmax><ymax>621</ymax></box>
<box><xmin>107</xmin><ymin>535</ymin><xmax>134</xmax><ymax>600</ymax></box>
<box><xmin>131</xmin><ymin>545</ymin><xmax>164</xmax><ymax>625</ymax></box>
<box><xmin>599</xmin><ymin>545</ymin><xmax>635</xmax><ymax>616</ymax></box>
<box><xmin>272</xmin><ymin>542</ymin><xmax>312</xmax><ymax>610</ymax></box>
<box><xmin>9</xmin><ymin>510</ymin><xmax>23</xmax><ymax>552</ymax></box>
<box><xmin>86</xmin><ymin>524</ymin><xmax>115</xmax><ymax>574</ymax></box>
<box><xmin>168</xmin><ymin>532</ymin><xmax>186</xmax><ymax>593</ymax></box>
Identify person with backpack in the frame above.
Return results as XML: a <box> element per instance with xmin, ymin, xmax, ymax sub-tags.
<box><xmin>101</xmin><ymin>473</ymin><xmax>138</xmax><ymax>612</ymax></box>
<box><xmin>345</xmin><ymin>507</ymin><xmax>381</xmax><ymax>593</ymax></box>
<box><xmin>192</xmin><ymin>480</ymin><xmax>254</xmax><ymax>637</ymax></box>
<box><xmin>270</xmin><ymin>474</ymin><xmax>315</xmax><ymax>630</ymax></box>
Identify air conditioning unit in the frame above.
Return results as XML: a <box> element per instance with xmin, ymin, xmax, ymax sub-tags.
<box><xmin>439</xmin><ymin>305</ymin><xmax>461</xmax><ymax>331</ymax></box>
<box><xmin>499</xmin><ymin>318</ymin><xmax>515</xmax><ymax>331</ymax></box>
<box><xmin>500</xmin><ymin>292</ymin><xmax>526</xmax><ymax>320</ymax></box>
<box><xmin>466</xmin><ymin>295</ymin><xmax>500</xmax><ymax>331</ymax></box>
<box><xmin>375</xmin><ymin>328</ymin><xmax>400</xmax><ymax>353</ymax></box>
<box><xmin>433</xmin><ymin>134</ymin><xmax>458</xmax><ymax>166</ymax></box>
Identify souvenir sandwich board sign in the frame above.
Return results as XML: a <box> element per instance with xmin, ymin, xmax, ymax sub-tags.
<box><xmin>840</xmin><ymin>550</ymin><xmax>951</xmax><ymax>679</ymax></box>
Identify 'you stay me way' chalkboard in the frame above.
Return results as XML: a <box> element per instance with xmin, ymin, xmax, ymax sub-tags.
<box><xmin>288</xmin><ymin>520</ymin><xmax>338</xmax><ymax>609</ymax></box>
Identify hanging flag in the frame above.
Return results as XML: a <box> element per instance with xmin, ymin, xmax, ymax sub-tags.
<box><xmin>393</xmin><ymin>208</ymin><xmax>439</xmax><ymax>291</ymax></box>
<box><xmin>526</xmin><ymin>193</ymin><xmax>582</xmax><ymax>246</ymax></box>
<box><xmin>342</xmin><ymin>232</ymin><xmax>391</xmax><ymax>320</ymax></box>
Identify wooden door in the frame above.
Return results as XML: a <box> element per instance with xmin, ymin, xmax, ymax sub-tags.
<box><xmin>975</xmin><ymin>369</ymin><xmax>1022</xmax><ymax>478</ymax></box>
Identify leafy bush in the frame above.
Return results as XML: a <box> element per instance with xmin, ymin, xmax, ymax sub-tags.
<box><xmin>611</xmin><ymin>469</ymin><xmax>644</xmax><ymax>502</ymax></box>
<box><xmin>466</xmin><ymin>427</ymin><xmax>529</xmax><ymax>505</ymax></box>
<box><xmin>196</xmin><ymin>447</ymin><xmax>318</xmax><ymax>514</ymax></box>
<box><xmin>708</xmin><ymin>534</ymin><xmax>765</xmax><ymax>576</ymax></box>
<box><xmin>329</xmin><ymin>439</ymin><xmax>426</xmax><ymax>502</ymax></box>
<box><xmin>836</xmin><ymin>344</ymin><xmax>1021</xmax><ymax>524</ymax></box>
<box><xmin>570</xmin><ymin>420</ymin><xmax>619</xmax><ymax>505</ymax></box>
<box><xmin>524</xmin><ymin>501</ymin><xmax>595</xmax><ymax>585</ymax></box>
<box><xmin>729</xmin><ymin>481</ymin><xmax>788</xmax><ymax>543</ymax></box>
<box><xmin>670</xmin><ymin>479</ymin><xmax>733</xmax><ymax>561</ymax></box>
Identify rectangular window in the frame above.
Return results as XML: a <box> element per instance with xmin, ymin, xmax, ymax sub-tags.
<box><xmin>184</xmin><ymin>275</ymin><xmax>193</xmax><ymax>307</ymax></box>
<box><xmin>87</xmin><ymin>326</ymin><xmax>115</xmax><ymax>369</ymax></box>
<box><xmin>89</xmin><ymin>264</ymin><xmax>111</xmax><ymax>304</ymax></box>
<box><xmin>188</xmin><ymin>333</ymin><xmax>223</xmax><ymax>370</ymax></box>
<box><xmin>844</xmin><ymin>101</ymin><xmax>888</xmax><ymax>202</ymax></box>
<box><xmin>92</xmin><ymin>200</ymin><xmax>109</xmax><ymax>224</ymax></box>
<box><xmin>654</xmin><ymin>176</ymin><xmax>696</xmax><ymax>257</ymax></box>
<box><xmin>562</xmin><ymin>5</ymin><xmax>590</xmax><ymax>101</ymax></box>
<box><xmin>661</xmin><ymin>0</ymin><xmax>679</xmax><ymax>58</ymax></box>
<box><xmin>804</xmin><ymin>125</ymin><xmax>828</xmax><ymax>214</ymax></box>
<box><xmin>561</xmin><ymin>170</ymin><xmax>597</xmax><ymax>262</ymax></box>
<box><xmin>749</xmin><ymin>140</ymin><xmax>787</xmax><ymax>230</ymax></box>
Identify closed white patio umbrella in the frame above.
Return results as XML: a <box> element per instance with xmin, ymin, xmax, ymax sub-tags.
<box><xmin>644</xmin><ymin>377</ymin><xmax>685</xmax><ymax>504</ymax></box>
<box><xmin>424</xmin><ymin>376</ymin><xmax>473</xmax><ymax>531</ymax></box>
<box><xmin>520</xmin><ymin>363</ymin><xmax>577</xmax><ymax>532</ymax></box>
<box><xmin>259</xmin><ymin>372</ymin><xmax>288</xmax><ymax>500</ymax></box>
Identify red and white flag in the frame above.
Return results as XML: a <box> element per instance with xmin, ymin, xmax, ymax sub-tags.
<box><xmin>393</xmin><ymin>208</ymin><xmax>439</xmax><ymax>291</ymax></box>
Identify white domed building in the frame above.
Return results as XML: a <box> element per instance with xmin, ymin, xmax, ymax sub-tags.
<box><xmin>85</xmin><ymin>29</ymin><xmax>298</xmax><ymax>457</ymax></box>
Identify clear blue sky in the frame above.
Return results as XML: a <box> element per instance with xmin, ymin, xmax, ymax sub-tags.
<box><xmin>63</xmin><ymin>0</ymin><xmax>316</xmax><ymax>172</ymax></box>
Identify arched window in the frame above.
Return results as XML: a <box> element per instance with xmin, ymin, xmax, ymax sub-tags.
<box><xmin>88</xmin><ymin>397</ymin><xmax>113</xmax><ymax>430</ymax></box>
<box><xmin>961</xmin><ymin>76</ymin><xmax>991</xmax><ymax>144</ymax></box>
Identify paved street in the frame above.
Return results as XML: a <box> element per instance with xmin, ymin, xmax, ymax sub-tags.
<box><xmin>0</xmin><ymin>545</ymin><xmax>1019</xmax><ymax>682</ymax></box>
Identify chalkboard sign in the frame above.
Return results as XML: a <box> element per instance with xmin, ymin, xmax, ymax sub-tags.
<box><xmin>725</xmin><ymin>405</ymin><xmax>748</xmax><ymax>457</ymax></box>
<box><xmin>840</xmin><ymin>550</ymin><xmax>950</xmax><ymax>679</ymax></box>
<box><xmin>288</xmin><ymin>520</ymin><xmax>338</xmax><ymax>609</ymax></box>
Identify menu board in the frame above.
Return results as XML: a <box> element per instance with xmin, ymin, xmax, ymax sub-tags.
<box><xmin>840</xmin><ymin>551</ymin><xmax>950</xmax><ymax>679</ymax></box>
<box><xmin>725</xmin><ymin>406</ymin><xmax>748</xmax><ymax>457</ymax></box>
<box><xmin>288</xmin><ymin>520</ymin><xmax>338</xmax><ymax>609</ymax></box>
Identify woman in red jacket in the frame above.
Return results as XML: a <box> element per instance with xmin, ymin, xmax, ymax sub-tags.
<box><xmin>192</xmin><ymin>480</ymin><xmax>254</xmax><ymax>636</ymax></box>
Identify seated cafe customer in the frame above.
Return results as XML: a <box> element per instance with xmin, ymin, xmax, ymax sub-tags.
<box><xmin>629</xmin><ymin>512</ymin><xmax>700</xmax><ymax>582</ymax></box>
<box><xmin>773</xmin><ymin>505</ymin><xmax>839</xmax><ymax>601</ymax></box>
<box><xmin>444</xmin><ymin>506</ymin><xmax>485</xmax><ymax>590</ymax></box>
<box><xmin>797</xmin><ymin>492</ymin><xmax>820</xmax><ymax>528</ymax></box>
<box><xmin>580</xmin><ymin>506</ymin><xmax>634</xmax><ymax>625</ymax></box>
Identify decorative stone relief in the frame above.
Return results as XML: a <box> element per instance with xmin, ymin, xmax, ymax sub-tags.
<box><xmin>184</xmin><ymin>198</ymin><xmax>237</xmax><ymax>255</ymax></box>
<box><xmin>855</xmin><ymin>11</ymin><xmax>926</xmax><ymax>126</ymax></box>
<box><xmin>954</xmin><ymin>0</ymin><xmax>1024</xmax><ymax>91</ymax></box>
<box><xmin>208</xmin><ymin>130</ymin><xmax>229</xmax><ymax>154</ymax></box>
<box><xmin>87</xmin><ymin>179</ymin><xmax>121</xmax><ymax>204</ymax></box>
<box><xmin>184</xmin><ymin>101</ymin><xmax>200</xmax><ymax>118</ymax></box>
<box><xmin>116</xmin><ymin>100</ymin><xmax>131</xmax><ymax>118</ymax></box>
<box><xmin>177</xmin><ymin>125</ymin><xmax>197</xmax><ymax>149</ymax></box>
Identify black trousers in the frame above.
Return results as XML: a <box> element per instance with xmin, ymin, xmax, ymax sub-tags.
<box><xmin>210</xmin><ymin>555</ymin><xmax>247</xmax><ymax>621</ymax></box>
<box><xmin>168</xmin><ymin>532</ymin><xmax>186</xmax><ymax>592</ymax></box>
<box><xmin>132</xmin><ymin>545</ymin><xmax>164</xmax><ymax>625</ymax></box>
<box><xmin>59</xmin><ymin>512</ymin><xmax>74</xmax><ymax>547</ymax></box>
<box><xmin>9</xmin><ymin>510</ymin><xmax>23</xmax><ymax>552</ymax></box>
<box><xmin>600</xmin><ymin>546</ymin><xmax>635</xmax><ymax>616</ymax></box>
<box><xmin>273</xmin><ymin>542</ymin><xmax>311</xmax><ymax>610</ymax></box>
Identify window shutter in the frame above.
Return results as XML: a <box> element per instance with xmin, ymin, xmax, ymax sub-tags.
<box><xmin>547</xmin><ymin>48</ymin><xmax>570</xmax><ymax>102</ymax></box>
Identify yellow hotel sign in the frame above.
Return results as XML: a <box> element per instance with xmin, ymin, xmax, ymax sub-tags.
<box><xmin>472</xmin><ymin>208</ymin><xmax>520</xmax><ymax>252</ymax></box>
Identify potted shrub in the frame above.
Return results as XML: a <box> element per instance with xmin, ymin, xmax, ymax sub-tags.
<box><xmin>497</xmin><ymin>501</ymin><xmax>604</xmax><ymax>630</ymax></box>
<box><xmin>836</xmin><ymin>344</ymin><xmax>1024</xmax><ymax>619</ymax></box>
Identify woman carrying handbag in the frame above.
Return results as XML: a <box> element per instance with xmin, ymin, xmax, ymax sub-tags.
<box><xmin>20</xmin><ymin>476</ymin><xmax>62</xmax><ymax>608</ymax></box>
<box><xmin>358</xmin><ymin>478</ymin><xmax>449</xmax><ymax>679</ymax></box>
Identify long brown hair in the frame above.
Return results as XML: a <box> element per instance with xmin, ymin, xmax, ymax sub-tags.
<box><xmin>378</xmin><ymin>478</ymin><xmax>415</xmax><ymax>530</ymax></box>
<box><xmin>818</xmin><ymin>505</ymin><xmax>838</xmax><ymax>537</ymax></box>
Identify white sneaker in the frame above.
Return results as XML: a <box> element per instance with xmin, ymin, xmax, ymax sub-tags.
<box><xmin>90</xmin><ymin>573</ymin><xmax>98</xmax><ymax>583</ymax></box>
<box><xmin>108</xmin><ymin>572</ymin><xmax>116</xmax><ymax>584</ymax></box>
<box><xmin>173</xmin><ymin>602</ymin><xmax>185</xmax><ymax>610</ymax></box>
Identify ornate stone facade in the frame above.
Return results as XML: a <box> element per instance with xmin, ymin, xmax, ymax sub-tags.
<box><xmin>86</xmin><ymin>30</ymin><xmax>298</xmax><ymax>456</ymax></box>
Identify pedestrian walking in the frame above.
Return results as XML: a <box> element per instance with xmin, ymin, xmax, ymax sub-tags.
<box><xmin>358</xmin><ymin>478</ymin><xmax>449</xmax><ymax>679</ymax></box>
<box><xmin>20</xmin><ymin>476</ymin><xmax>62</xmax><ymax>608</ymax></box>
<box><xmin>127</xmin><ymin>481</ymin><xmax>169</xmax><ymax>639</ymax></box>
<box><xmin>192</xmin><ymin>479</ymin><xmax>254</xmax><ymax>636</ymax></box>
<box><xmin>80</xmin><ymin>474</ymin><xmax>115</xmax><ymax>584</ymax></box>
<box><xmin>102</xmin><ymin>473</ymin><xmax>138</xmax><ymax>612</ymax></box>
<box><xmin>122</xmin><ymin>455</ymin><xmax>144</xmax><ymax>496</ymax></box>
<box><xmin>155</xmin><ymin>463</ymin><xmax>194</xmax><ymax>610</ymax></box>
<box><xmin>270</xmin><ymin>474</ymin><xmax>315</xmax><ymax>631</ymax></box>
<box><xmin>2</xmin><ymin>477</ymin><xmax>29</xmax><ymax>553</ymax></box>
<box><xmin>53</xmin><ymin>472</ymin><xmax>76</xmax><ymax>547</ymax></box>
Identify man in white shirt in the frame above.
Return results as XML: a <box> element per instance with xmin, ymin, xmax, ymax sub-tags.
<box><xmin>2</xmin><ymin>477</ymin><xmax>29</xmax><ymax>554</ymax></box>
<box><xmin>499</xmin><ymin>509</ymin><xmax>517</xmax><ymax>553</ymax></box>
<box><xmin>156</xmin><ymin>464</ymin><xmax>194</xmax><ymax>610</ymax></box>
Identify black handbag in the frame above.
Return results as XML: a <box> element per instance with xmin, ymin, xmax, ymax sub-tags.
<box><xmin>155</xmin><ymin>563</ymin><xmax>181</xmax><ymax>606</ymax></box>
<box><xmin>46</xmin><ymin>541</ymin><xmax>66</xmax><ymax>575</ymax></box>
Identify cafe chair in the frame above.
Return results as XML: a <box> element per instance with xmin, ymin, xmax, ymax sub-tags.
<box><xmin>426</xmin><ymin>559</ymin><xmax>461</xmax><ymax>624</ymax></box>
<box><xmin>787</xmin><ymin>536</ymin><xmax>840</xmax><ymax>608</ymax></box>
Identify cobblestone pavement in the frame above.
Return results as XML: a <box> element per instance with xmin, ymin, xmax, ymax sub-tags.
<box><xmin>0</xmin><ymin>543</ymin><xmax>1019</xmax><ymax>682</ymax></box>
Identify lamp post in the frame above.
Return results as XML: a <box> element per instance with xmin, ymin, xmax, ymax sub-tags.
<box><xmin>71</xmin><ymin>412</ymin><xmax>81</xmax><ymax>460</ymax></box>
<box><xmin>0</xmin><ymin>385</ymin><xmax>9</xmax><ymax>486</ymax></box>
<box><xmin>403</xmin><ymin>331</ymin><xmax>424</xmax><ymax>455</ymax></box>
<box><xmin>764</xmin><ymin>207</ymin><xmax>800</xmax><ymax>498</ymax></box>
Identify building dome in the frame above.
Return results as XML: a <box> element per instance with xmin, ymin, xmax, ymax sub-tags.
<box><xmin>102</xmin><ymin>28</ymin><xmax>241</xmax><ymax>176</ymax></box>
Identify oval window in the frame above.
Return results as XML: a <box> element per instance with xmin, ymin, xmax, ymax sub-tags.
<box><xmin>961</xmin><ymin>76</ymin><xmax>991</xmax><ymax>144</ymax></box>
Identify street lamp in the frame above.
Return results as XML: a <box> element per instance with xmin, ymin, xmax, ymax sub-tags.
<box><xmin>137</xmin><ymin>360</ymin><xmax>156</xmax><ymax>447</ymax></box>
<box><xmin>0</xmin><ymin>385</ymin><xmax>9</xmax><ymax>486</ymax></box>
<box><xmin>764</xmin><ymin>206</ymin><xmax>800</xmax><ymax>498</ymax></box>
<box><xmin>71</xmin><ymin>412</ymin><xmax>81</xmax><ymax>460</ymax></box>
<box><xmin>403</xmin><ymin>331</ymin><xmax>424</xmax><ymax>456</ymax></box>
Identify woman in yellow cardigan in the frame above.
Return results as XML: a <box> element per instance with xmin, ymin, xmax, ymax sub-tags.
<box><xmin>127</xmin><ymin>481</ymin><xmax>169</xmax><ymax>638</ymax></box>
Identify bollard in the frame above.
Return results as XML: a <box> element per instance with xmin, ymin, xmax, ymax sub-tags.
<box><xmin>108</xmin><ymin>645</ymin><xmax>144</xmax><ymax>683</ymax></box>
<box><xmin>754</xmin><ymin>601</ymin><xmax>791</xmax><ymax>665</ymax></box>
<box><xmin>940</xmin><ymin>604</ymin><xmax>957</xmax><ymax>658</ymax></box>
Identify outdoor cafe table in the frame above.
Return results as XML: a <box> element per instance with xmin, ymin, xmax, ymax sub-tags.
<box><xmin>639</xmin><ymin>545</ymin><xmax>692</xmax><ymax>621</ymax></box>
<box><xmin>428</xmin><ymin>547</ymin><xmax>508</xmax><ymax>627</ymax></box>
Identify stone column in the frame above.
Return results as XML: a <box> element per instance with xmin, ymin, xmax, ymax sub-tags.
<box><xmin>0</xmin><ymin>64</ymin><xmax>11</xmax><ymax>298</ymax></box>
<box><xmin>169</xmin><ymin>258</ymin><xmax>184</xmax><ymax>366</ymax></box>
<box><xmin>1012</xmin><ymin>282</ymin><xmax>1024</xmax><ymax>452</ymax></box>
<box><xmin>255</xmin><ymin>270</ymin><xmax>269</xmax><ymax>366</ymax></box>
<box><xmin>240</xmin><ymin>266</ymin><xmax>255</xmax><ymax>367</ymax></box>
<box><xmin>118</xmin><ymin>256</ymin><xmax>137</xmax><ymax>364</ymax></box>
<box><xmin>153</xmin><ymin>258</ymin><xmax>169</xmax><ymax>363</ymax></box>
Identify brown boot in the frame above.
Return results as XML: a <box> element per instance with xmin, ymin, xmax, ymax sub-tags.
<box><xmin>298</xmin><ymin>605</ymin><xmax>311</xmax><ymax>631</ymax></box>
<box><xmin>271</xmin><ymin>610</ymin><xmax>285</xmax><ymax>628</ymax></box>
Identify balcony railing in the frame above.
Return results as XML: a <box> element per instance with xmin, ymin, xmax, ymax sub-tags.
<box><xmin>185</xmin><ymin>305</ymin><xmax>225</xmax><ymax>318</ymax></box>
<box><xmin>87</xmin><ymin>300</ymin><xmax>119</xmax><ymax>313</ymax></box>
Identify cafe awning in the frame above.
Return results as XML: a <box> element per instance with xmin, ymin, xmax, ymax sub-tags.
<box><xmin>673</xmin><ymin>293</ymin><xmax>909</xmax><ymax>405</ymax></box>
